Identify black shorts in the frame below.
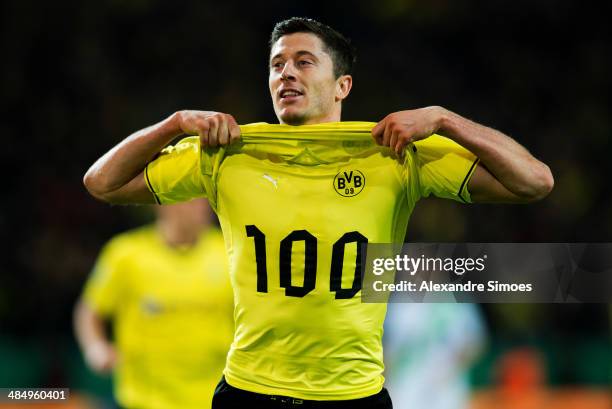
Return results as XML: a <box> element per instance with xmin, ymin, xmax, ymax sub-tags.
<box><xmin>212</xmin><ymin>376</ymin><xmax>393</xmax><ymax>409</ymax></box>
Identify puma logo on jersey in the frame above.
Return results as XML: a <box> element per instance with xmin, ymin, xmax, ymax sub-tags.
<box><xmin>334</xmin><ymin>170</ymin><xmax>365</xmax><ymax>197</ymax></box>
<box><xmin>263</xmin><ymin>173</ymin><xmax>279</xmax><ymax>189</ymax></box>
<box><xmin>141</xmin><ymin>297</ymin><xmax>163</xmax><ymax>315</ymax></box>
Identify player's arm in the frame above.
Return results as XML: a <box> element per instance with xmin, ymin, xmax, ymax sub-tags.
<box><xmin>83</xmin><ymin>110</ymin><xmax>241</xmax><ymax>205</ymax></box>
<box><xmin>73</xmin><ymin>298</ymin><xmax>116</xmax><ymax>374</ymax></box>
<box><xmin>372</xmin><ymin>106</ymin><xmax>554</xmax><ymax>203</ymax></box>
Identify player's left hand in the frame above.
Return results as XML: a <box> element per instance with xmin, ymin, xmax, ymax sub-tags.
<box><xmin>372</xmin><ymin>106</ymin><xmax>447</xmax><ymax>154</ymax></box>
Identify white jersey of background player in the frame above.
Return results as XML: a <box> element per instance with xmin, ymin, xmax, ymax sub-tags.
<box><xmin>384</xmin><ymin>302</ymin><xmax>486</xmax><ymax>409</ymax></box>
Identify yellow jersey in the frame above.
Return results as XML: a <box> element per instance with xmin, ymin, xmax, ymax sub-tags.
<box><xmin>83</xmin><ymin>225</ymin><xmax>233</xmax><ymax>409</ymax></box>
<box><xmin>145</xmin><ymin>122</ymin><xmax>478</xmax><ymax>400</ymax></box>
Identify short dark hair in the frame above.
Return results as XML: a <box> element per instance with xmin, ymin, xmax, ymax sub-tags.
<box><xmin>269</xmin><ymin>17</ymin><xmax>356</xmax><ymax>78</ymax></box>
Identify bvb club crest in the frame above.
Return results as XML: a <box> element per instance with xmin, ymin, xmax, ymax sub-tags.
<box><xmin>333</xmin><ymin>170</ymin><xmax>365</xmax><ymax>197</ymax></box>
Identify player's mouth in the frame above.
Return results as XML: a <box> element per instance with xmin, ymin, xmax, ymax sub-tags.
<box><xmin>278</xmin><ymin>88</ymin><xmax>304</xmax><ymax>103</ymax></box>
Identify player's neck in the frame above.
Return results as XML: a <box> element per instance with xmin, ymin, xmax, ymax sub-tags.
<box><xmin>156</xmin><ymin>221</ymin><xmax>203</xmax><ymax>249</ymax></box>
<box><xmin>279</xmin><ymin>107</ymin><xmax>342</xmax><ymax>125</ymax></box>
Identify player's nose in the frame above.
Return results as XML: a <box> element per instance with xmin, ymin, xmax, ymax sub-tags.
<box><xmin>280</xmin><ymin>62</ymin><xmax>297</xmax><ymax>81</ymax></box>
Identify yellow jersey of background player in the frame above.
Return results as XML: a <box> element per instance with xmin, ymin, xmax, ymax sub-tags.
<box><xmin>83</xmin><ymin>16</ymin><xmax>553</xmax><ymax>408</ymax></box>
<box><xmin>74</xmin><ymin>199</ymin><xmax>233</xmax><ymax>409</ymax></box>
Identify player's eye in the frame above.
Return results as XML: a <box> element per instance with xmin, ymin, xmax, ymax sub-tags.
<box><xmin>298</xmin><ymin>60</ymin><xmax>313</xmax><ymax>66</ymax></box>
<box><xmin>271</xmin><ymin>61</ymin><xmax>284</xmax><ymax>69</ymax></box>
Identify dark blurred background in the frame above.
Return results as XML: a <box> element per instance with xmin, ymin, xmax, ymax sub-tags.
<box><xmin>1</xmin><ymin>0</ymin><xmax>610</xmax><ymax>407</ymax></box>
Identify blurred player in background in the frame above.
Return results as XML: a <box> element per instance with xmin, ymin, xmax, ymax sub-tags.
<box><xmin>384</xmin><ymin>303</ymin><xmax>486</xmax><ymax>409</ymax></box>
<box><xmin>82</xmin><ymin>17</ymin><xmax>552</xmax><ymax>408</ymax></box>
<box><xmin>74</xmin><ymin>198</ymin><xmax>233</xmax><ymax>409</ymax></box>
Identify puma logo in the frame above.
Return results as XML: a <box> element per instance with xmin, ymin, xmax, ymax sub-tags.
<box><xmin>263</xmin><ymin>174</ymin><xmax>279</xmax><ymax>189</ymax></box>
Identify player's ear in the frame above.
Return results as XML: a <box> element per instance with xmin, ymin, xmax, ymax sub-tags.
<box><xmin>335</xmin><ymin>75</ymin><xmax>352</xmax><ymax>102</ymax></box>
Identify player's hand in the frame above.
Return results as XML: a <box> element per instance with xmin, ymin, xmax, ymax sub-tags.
<box><xmin>84</xmin><ymin>341</ymin><xmax>117</xmax><ymax>374</ymax></box>
<box><xmin>372</xmin><ymin>106</ymin><xmax>447</xmax><ymax>155</ymax></box>
<box><xmin>177</xmin><ymin>110</ymin><xmax>241</xmax><ymax>148</ymax></box>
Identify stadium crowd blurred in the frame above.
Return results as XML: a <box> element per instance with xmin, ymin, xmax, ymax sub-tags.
<box><xmin>1</xmin><ymin>1</ymin><xmax>610</xmax><ymax>408</ymax></box>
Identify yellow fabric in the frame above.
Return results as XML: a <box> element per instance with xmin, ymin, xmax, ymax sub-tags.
<box><xmin>83</xmin><ymin>226</ymin><xmax>233</xmax><ymax>409</ymax></box>
<box><xmin>145</xmin><ymin>121</ymin><xmax>477</xmax><ymax>400</ymax></box>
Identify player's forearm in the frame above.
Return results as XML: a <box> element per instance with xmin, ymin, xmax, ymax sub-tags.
<box><xmin>74</xmin><ymin>300</ymin><xmax>117</xmax><ymax>373</ymax></box>
<box><xmin>73</xmin><ymin>300</ymin><xmax>110</xmax><ymax>352</ymax></box>
<box><xmin>83</xmin><ymin>112</ymin><xmax>182</xmax><ymax>199</ymax></box>
<box><xmin>438</xmin><ymin>110</ymin><xmax>554</xmax><ymax>200</ymax></box>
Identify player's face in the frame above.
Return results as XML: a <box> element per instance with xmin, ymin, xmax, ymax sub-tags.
<box><xmin>269</xmin><ymin>33</ymin><xmax>345</xmax><ymax>125</ymax></box>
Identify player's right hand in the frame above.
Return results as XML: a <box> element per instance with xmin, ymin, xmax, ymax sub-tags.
<box><xmin>176</xmin><ymin>110</ymin><xmax>241</xmax><ymax>148</ymax></box>
<box><xmin>84</xmin><ymin>341</ymin><xmax>117</xmax><ymax>374</ymax></box>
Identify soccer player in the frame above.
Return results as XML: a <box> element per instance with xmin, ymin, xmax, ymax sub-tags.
<box><xmin>384</xmin><ymin>303</ymin><xmax>486</xmax><ymax>409</ymax></box>
<box><xmin>74</xmin><ymin>199</ymin><xmax>233</xmax><ymax>409</ymax></box>
<box><xmin>82</xmin><ymin>17</ymin><xmax>553</xmax><ymax>408</ymax></box>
